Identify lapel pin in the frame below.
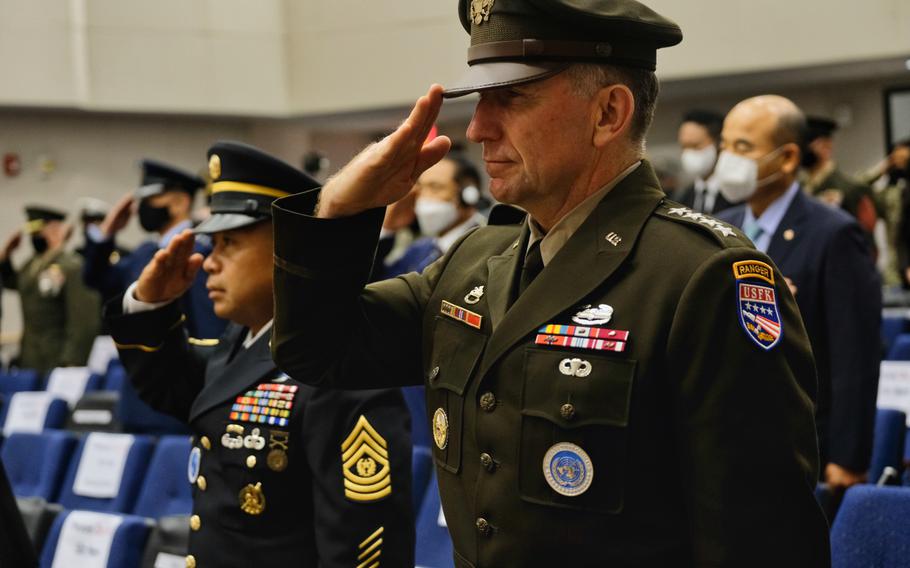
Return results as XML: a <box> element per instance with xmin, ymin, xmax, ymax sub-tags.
<box><xmin>783</xmin><ymin>229</ymin><xmax>795</xmax><ymax>241</ymax></box>
<box><xmin>604</xmin><ymin>232</ymin><xmax>622</xmax><ymax>247</ymax></box>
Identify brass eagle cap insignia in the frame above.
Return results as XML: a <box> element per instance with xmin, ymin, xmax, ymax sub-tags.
<box><xmin>470</xmin><ymin>0</ymin><xmax>495</xmax><ymax>25</ymax></box>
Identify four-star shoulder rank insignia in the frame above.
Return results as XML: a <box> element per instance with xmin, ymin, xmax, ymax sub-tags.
<box><xmin>341</xmin><ymin>416</ymin><xmax>392</xmax><ymax>502</ymax></box>
<box><xmin>667</xmin><ymin>206</ymin><xmax>736</xmax><ymax>237</ymax></box>
<box><xmin>733</xmin><ymin>260</ymin><xmax>782</xmax><ymax>350</ymax></box>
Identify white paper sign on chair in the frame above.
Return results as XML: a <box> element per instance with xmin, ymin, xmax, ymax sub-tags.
<box><xmin>72</xmin><ymin>433</ymin><xmax>135</xmax><ymax>499</ymax></box>
<box><xmin>50</xmin><ymin>510</ymin><xmax>123</xmax><ymax>568</ymax></box>
<box><xmin>2</xmin><ymin>391</ymin><xmax>55</xmax><ymax>436</ymax></box>
<box><xmin>46</xmin><ymin>367</ymin><xmax>92</xmax><ymax>408</ymax></box>
<box><xmin>87</xmin><ymin>336</ymin><xmax>118</xmax><ymax>375</ymax></box>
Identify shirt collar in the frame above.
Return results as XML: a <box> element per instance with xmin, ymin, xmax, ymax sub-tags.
<box><xmin>243</xmin><ymin>319</ymin><xmax>273</xmax><ymax>350</ymax></box>
<box><xmin>743</xmin><ymin>181</ymin><xmax>801</xmax><ymax>237</ymax></box>
<box><xmin>528</xmin><ymin>161</ymin><xmax>642</xmax><ymax>266</ymax></box>
<box><xmin>158</xmin><ymin>219</ymin><xmax>193</xmax><ymax>248</ymax></box>
<box><xmin>435</xmin><ymin>214</ymin><xmax>483</xmax><ymax>254</ymax></box>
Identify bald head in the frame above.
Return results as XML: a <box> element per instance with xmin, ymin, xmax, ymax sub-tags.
<box><xmin>728</xmin><ymin>95</ymin><xmax>806</xmax><ymax>148</ymax></box>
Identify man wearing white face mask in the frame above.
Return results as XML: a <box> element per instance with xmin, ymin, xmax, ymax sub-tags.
<box><xmin>382</xmin><ymin>153</ymin><xmax>486</xmax><ymax>279</ymax></box>
<box><xmin>716</xmin><ymin>95</ymin><xmax>882</xmax><ymax>499</ymax></box>
<box><xmin>676</xmin><ymin>109</ymin><xmax>735</xmax><ymax>215</ymax></box>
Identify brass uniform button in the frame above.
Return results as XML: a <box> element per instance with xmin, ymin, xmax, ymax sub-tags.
<box><xmin>186</xmin><ymin>555</ymin><xmax>196</xmax><ymax>568</ymax></box>
<box><xmin>246</xmin><ymin>455</ymin><xmax>257</xmax><ymax>468</ymax></box>
<box><xmin>479</xmin><ymin>392</ymin><xmax>496</xmax><ymax>412</ymax></box>
<box><xmin>429</xmin><ymin>366</ymin><xmax>440</xmax><ymax>381</ymax></box>
<box><xmin>197</xmin><ymin>476</ymin><xmax>207</xmax><ymax>491</ymax></box>
<box><xmin>476</xmin><ymin>517</ymin><xmax>491</xmax><ymax>537</ymax></box>
<box><xmin>480</xmin><ymin>453</ymin><xmax>495</xmax><ymax>472</ymax></box>
<box><xmin>189</xmin><ymin>515</ymin><xmax>201</xmax><ymax>531</ymax></box>
<box><xmin>200</xmin><ymin>436</ymin><xmax>211</xmax><ymax>450</ymax></box>
<box><xmin>560</xmin><ymin>403</ymin><xmax>576</xmax><ymax>421</ymax></box>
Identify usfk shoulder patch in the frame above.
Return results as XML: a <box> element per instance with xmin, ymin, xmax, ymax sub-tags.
<box><xmin>341</xmin><ymin>416</ymin><xmax>392</xmax><ymax>502</ymax></box>
<box><xmin>733</xmin><ymin>260</ymin><xmax>782</xmax><ymax>350</ymax></box>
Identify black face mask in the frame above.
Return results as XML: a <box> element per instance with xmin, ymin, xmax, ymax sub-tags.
<box><xmin>31</xmin><ymin>235</ymin><xmax>48</xmax><ymax>254</ymax></box>
<box><xmin>801</xmin><ymin>149</ymin><xmax>819</xmax><ymax>169</ymax></box>
<box><xmin>138</xmin><ymin>201</ymin><xmax>171</xmax><ymax>233</ymax></box>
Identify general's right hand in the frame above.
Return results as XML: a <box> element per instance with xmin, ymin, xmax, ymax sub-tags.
<box><xmin>100</xmin><ymin>193</ymin><xmax>135</xmax><ymax>237</ymax></box>
<box><xmin>135</xmin><ymin>229</ymin><xmax>203</xmax><ymax>303</ymax></box>
<box><xmin>1</xmin><ymin>230</ymin><xmax>21</xmax><ymax>260</ymax></box>
<box><xmin>317</xmin><ymin>85</ymin><xmax>451</xmax><ymax>219</ymax></box>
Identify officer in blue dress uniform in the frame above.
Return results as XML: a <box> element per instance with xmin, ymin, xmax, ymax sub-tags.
<box><xmin>105</xmin><ymin>142</ymin><xmax>414</xmax><ymax>568</ymax></box>
<box><xmin>83</xmin><ymin>159</ymin><xmax>226</xmax><ymax>338</ymax></box>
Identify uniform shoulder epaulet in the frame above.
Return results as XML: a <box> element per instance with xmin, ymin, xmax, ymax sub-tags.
<box><xmin>653</xmin><ymin>200</ymin><xmax>750</xmax><ymax>248</ymax></box>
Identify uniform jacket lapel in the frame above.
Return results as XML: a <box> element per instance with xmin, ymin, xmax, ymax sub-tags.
<box><xmin>766</xmin><ymin>188</ymin><xmax>808</xmax><ymax>267</ymax></box>
<box><xmin>479</xmin><ymin>163</ymin><xmax>666</xmax><ymax>377</ymax></box>
<box><xmin>188</xmin><ymin>324</ymin><xmax>277</xmax><ymax>421</ymax></box>
<box><xmin>484</xmin><ymin>229</ymin><xmax>526</xmax><ymax>331</ymax></box>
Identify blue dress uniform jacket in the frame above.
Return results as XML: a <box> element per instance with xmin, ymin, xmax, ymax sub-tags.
<box><xmin>84</xmin><ymin>237</ymin><xmax>226</xmax><ymax>339</ymax></box>
<box><xmin>105</xmin><ymin>298</ymin><xmax>414</xmax><ymax>568</ymax></box>
<box><xmin>718</xmin><ymin>189</ymin><xmax>882</xmax><ymax>472</ymax></box>
<box><xmin>271</xmin><ymin>162</ymin><xmax>830</xmax><ymax>567</ymax></box>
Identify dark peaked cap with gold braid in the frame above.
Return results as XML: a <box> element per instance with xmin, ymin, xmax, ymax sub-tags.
<box><xmin>196</xmin><ymin>141</ymin><xmax>320</xmax><ymax>234</ymax></box>
<box><xmin>443</xmin><ymin>0</ymin><xmax>683</xmax><ymax>98</ymax></box>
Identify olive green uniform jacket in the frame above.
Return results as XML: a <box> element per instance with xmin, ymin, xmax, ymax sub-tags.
<box><xmin>272</xmin><ymin>163</ymin><xmax>829</xmax><ymax>567</ymax></box>
<box><xmin>1</xmin><ymin>249</ymin><xmax>101</xmax><ymax>373</ymax></box>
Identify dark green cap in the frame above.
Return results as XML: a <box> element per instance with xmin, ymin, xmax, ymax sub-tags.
<box><xmin>444</xmin><ymin>0</ymin><xmax>683</xmax><ymax>98</ymax></box>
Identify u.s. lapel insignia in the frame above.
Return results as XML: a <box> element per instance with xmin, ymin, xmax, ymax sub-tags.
<box><xmin>440</xmin><ymin>300</ymin><xmax>482</xmax><ymax>329</ymax></box>
<box><xmin>733</xmin><ymin>260</ymin><xmax>782</xmax><ymax>350</ymax></box>
<box><xmin>572</xmin><ymin>304</ymin><xmax>613</xmax><ymax>326</ymax></box>
<box><xmin>239</xmin><ymin>482</ymin><xmax>266</xmax><ymax>515</ymax></box>
<box><xmin>543</xmin><ymin>442</ymin><xmax>594</xmax><ymax>497</ymax></box>
<box><xmin>464</xmin><ymin>285</ymin><xmax>485</xmax><ymax>305</ymax></box>
<box><xmin>341</xmin><ymin>416</ymin><xmax>392</xmax><ymax>502</ymax></box>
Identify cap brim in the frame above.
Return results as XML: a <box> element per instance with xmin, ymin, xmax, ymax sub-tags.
<box><xmin>194</xmin><ymin>213</ymin><xmax>267</xmax><ymax>235</ymax></box>
<box><xmin>442</xmin><ymin>61</ymin><xmax>570</xmax><ymax>98</ymax></box>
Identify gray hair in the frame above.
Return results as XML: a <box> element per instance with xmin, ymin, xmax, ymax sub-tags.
<box><xmin>565</xmin><ymin>63</ymin><xmax>659</xmax><ymax>151</ymax></box>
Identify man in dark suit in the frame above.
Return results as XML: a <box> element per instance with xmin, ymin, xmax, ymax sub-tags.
<box><xmin>716</xmin><ymin>95</ymin><xmax>882</xmax><ymax>493</ymax></box>
<box><xmin>83</xmin><ymin>159</ymin><xmax>226</xmax><ymax>339</ymax></box>
<box><xmin>270</xmin><ymin>1</ymin><xmax>829</xmax><ymax>565</ymax></box>
<box><xmin>676</xmin><ymin>109</ymin><xmax>736</xmax><ymax>215</ymax></box>
<box><xmin>105</xmin><ymin>142</ymin><xmax>414</xmax><ymax>568</ymax></box>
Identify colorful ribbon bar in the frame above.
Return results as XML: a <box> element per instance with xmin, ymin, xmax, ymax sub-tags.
<box><xmin>535</xmin><ymin>334</ymin><xmax>626</xmax><ymax>353</ymax></box>
<box><xmin>441</xmin><ymin>300</ymin><xmax>482</xmax><ymax>329</ymax></box>
<box><xmin>539</xmin><ymin>324</ymin><xmax>629</xmax><ymax>342</ymax></box>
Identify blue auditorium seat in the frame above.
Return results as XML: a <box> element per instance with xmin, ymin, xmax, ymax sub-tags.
<box><xmin>39</xmin><ymin>510</ymin><xmax>152</xmax><ymax>568</ymax></box>
<box><xmin>415</xmin><ymin>471</ymin><xmax>455</xmax><ymax>568</ymax></box>
<box><xmin>109</xmin><ymin>365</ymin><xmax>190</xmax><ymax>436</ymax></box>
<box><xmin>132</xmin><ymin>436</ymin><xmax>192</xmax><ymax>518</ymax></box>
<box><xmin>882</xmin><ymin>317</ymin><xmax>907</xmax><ymax>356</ymax></box>
<box><xmin>886</xmin><ymin>333</ymin><xmax>910</xmax><ymax>360</ymax></box>
<box><xmin>58</xmin><ymin>433</ymin><xmax>154</xmax><ymax>514</ymax></box>
<box><xmin>0</xmin><ymin>369</ymin><xmax>40</xmax><ymax>397</ymax></box>
<box><xmin>402</xmin><ymin>385</ymin><xmax>430</xmax><ymax>448</ymax></box>
<box><xmin>0</xmin><ymin>392</ymin><xmax>69</xmax><ymax>435</ymax></box>
<box><xmin>1</xmin><ymin>431</ymin><xmax>77</xmax><ymax>500</ymax></box>
<box><xmin>412</xmin><ymin>445</ymin><xmax>433</xmax><ymax>513</ymax></box>
<box><xmin>870</xmin><ymin>408</ymin><xmax>907</xmax><ymax>483</ymax></box>
<box><xmin>831</xmin><ymin>485</ymin><xmax>910</xmax><ymax>567</ymax></box>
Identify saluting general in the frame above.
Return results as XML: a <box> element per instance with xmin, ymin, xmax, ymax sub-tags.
<box><xmin>105</xmin><ymin>142</ymin><xmax>414</xmax><ymax>568</ymax></box>
<box><xmin>271</xmin><ymin>0</ymin><xmax>829</xmax><ymax>566</ymax></box>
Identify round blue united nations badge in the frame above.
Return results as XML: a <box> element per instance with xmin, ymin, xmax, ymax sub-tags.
<box><xmin>187</xmin><ymin>447</ymin><xmax>201</xmax><ymax>485</ymax></box>
<box><xmin>543</xmin><ymin>443</ymin><xmax>594</xmax><ymax>497</ymax></box>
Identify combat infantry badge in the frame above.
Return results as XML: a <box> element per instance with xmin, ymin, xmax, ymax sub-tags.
<box><xmin>470</xmin><ymin>0</ymin><xmax>494</xmax><ymax>24</ymax></box>
<box><xmin>572</xmin><ymin>304</ymin><xmax>613</xmax><ymax>326</ymax></box>
<box><xmin>733</xmin><ymin>260</ymin><xmax>782</xmax><ymax>350</ymax></box>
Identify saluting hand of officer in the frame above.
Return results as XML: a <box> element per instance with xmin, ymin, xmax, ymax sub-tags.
<box><xmin>100</xmin><ymin>193</ymin><xmax>135</xmax><ymax>237</ymax></box>
<box><xmin>317</xmin><ymin>85</ymin><xmax>451</xmax><ymax>219</ymax></box>
<box><xmin>0</xmin><ymin>230</ymin><xmax>22</xmax><ymax>261</ymax></box>
<box><xmin>135</xmin><ymin>229</ymin><xmax>203</xmax><ymax>303</ymax></box>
